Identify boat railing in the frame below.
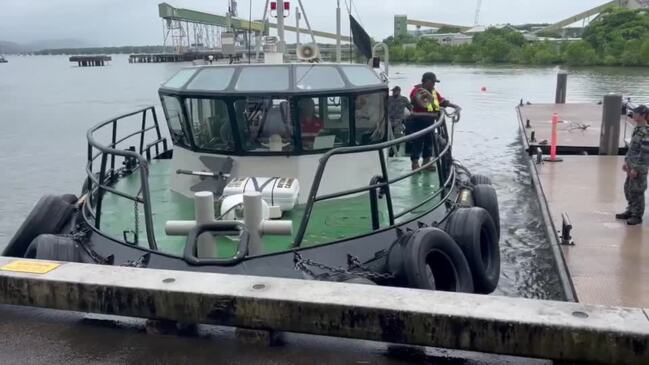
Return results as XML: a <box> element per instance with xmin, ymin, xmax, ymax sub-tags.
<box><xmin>83</xmin><ymin>106</ymin><xmax>168</xmax><ymax>250</ymax></box>
<box><xmin>293</xmin><ymin>109</ymin><xmax>460</xmax><ymax>248</ymax></box>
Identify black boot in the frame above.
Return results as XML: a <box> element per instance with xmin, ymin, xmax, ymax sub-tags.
<box><xmin>615</xmin><ymin>211</ymin><xmax>632</xmax><ymax>220</ymax></box>
<box><xmin>627</xmin><ymin>216</ymin><xmax>643</xmax><ymax>225</ymax></box>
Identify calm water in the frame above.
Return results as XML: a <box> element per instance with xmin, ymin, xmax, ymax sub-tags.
<box><xmin>1</xmin><ymin>55</ymin><xmax>648</xmax><ymax>300</ymax></box>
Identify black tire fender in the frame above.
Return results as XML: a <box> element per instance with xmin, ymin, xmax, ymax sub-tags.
<box><xmin>446</xmin><ymin>207</ymin><xmax>500</xmax><ymax>294</ymax></box>
<box><xmin>25</xmin><ymin>234</ymin><xmax>93</xmax><ymax>263</ymax></box>
<box><xmin>470</xmin><ymin>174</ymin><xmax>492</xmax><ymax>186</ymax></box>
<box><xmin>2</xmin><ymin>195</ymin><xmax>77</xmax><ymax>257</ymax></box>
<box><xmin>400</xmin><ymin>228</ymin><xmax>474</xmax><ymax>293</ymax></box>
<box><xmin>472</xmin><ymin>184</ymin><xmax>500</xmax><ymax>237</ymax></box>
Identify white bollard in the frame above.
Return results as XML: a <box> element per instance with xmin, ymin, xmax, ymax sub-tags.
<box><xmin>164</xmin><ymin>191</ymin><xmax>293</xmax><ymax>259</ymax></box>
<box><xmin>243</xmin><ymin>192</ymin><xmax>264</xmax><ymax>255</ymax></box>
<box><xmin>195</xmin><ymin>191</ymin><xmax>217</xmax><ymax>258</ymax></box>
<box><xmin>165</xmin><ymin>221</ymin><xmax>197</xmax><ymax>235</ymax></box>
<box><xmin>260</xmin><ymin>220</ymin><xmax>293</xmax><ymax>236</ymax></box>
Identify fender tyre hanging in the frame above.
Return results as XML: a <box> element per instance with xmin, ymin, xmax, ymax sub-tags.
<box><xmin>446</xmin><ymin>207</ymin><xmax>500</xmax><ymax>294</ymax></box>
<box><xmin>472</xmin><ymin>184</ymin><xmax>500</xmax><ymax>237</ymax></box>
<box><xmin>400</xmin><ymin>228</ymin><xmax>474</xmax><ymax>293</ymax></box>
<box><xmin>2</xmin><ymin>195</ymin><xmax>77</xmax><ymax>257</ymax></box>
<box><xmin>470</xmin><ymin>174</ymin><xmax>492</xmax><ymax>186</ymax></box>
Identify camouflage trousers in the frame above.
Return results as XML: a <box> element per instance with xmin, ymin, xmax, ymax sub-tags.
<box><xmin>624</xmin><ymin>173</ymin><xmax>648</xmax><ymax>218</ymax></box>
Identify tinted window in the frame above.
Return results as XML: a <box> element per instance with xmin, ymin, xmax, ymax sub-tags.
<box><xmin>185</xmin><ymin>98</ymin><xmax>234</xmax><ymax>151</ymax></box>
<box><xmin>295</xmin><ymin>66</ymin><xmax>345</xmax><ymax>90</ymax></box>
<box><xmin>341</xmin><ymin>66</ymin><xmax>382</xmax><ymax>86</ymax></box>
<box><xmin>164</xmin><ymin>69</ymin><xmax>197</xmax><ymax>89</ymax></box>
<box><xmin>161</xmin><ymin>96</ymin><xmax>190</xmax><ymax>147</ymax></box>
<box><xmin>186</xmin><ymin>67</ymin><xmax>235</xmax><ymax>91</ymax></box>
<box><xmin>234</xmin><ymin>97</ymin><xmax>294</xmax><ymax>152</ymax></box>
<box><xmin>355</xmin><ymin>92</ymin><xmax>387</xmax><ymax>145</ymax></box>
<box><xmin>296</xmin><ymin>96</ymin><xmax>350</xmax><ymax>151</ymax></box>
<box><xmin>235</xmin><ymin>67</ymin><xmax>289</xmax><ymax>91</ymax></box>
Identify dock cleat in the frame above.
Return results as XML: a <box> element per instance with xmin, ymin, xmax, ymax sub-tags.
<box><xmin>627</xmin><ymin>216</ymin><xmax>643</xmax><ymax>225</ymax></box>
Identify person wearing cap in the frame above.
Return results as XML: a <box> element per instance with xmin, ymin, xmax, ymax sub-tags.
<box><xmin>616</xmin><ymin>104</ymin><xmax>649</xmax><ymax>225</ymax></box>
<box><xmin>388</xmin><ymin>86</ymin><xmax>412</xmax><ymax>156</ymax></box>
<box><xmin>406</xmin><ymin>72</ymin><xmax>461</xmax><ymax>170</ymax></box>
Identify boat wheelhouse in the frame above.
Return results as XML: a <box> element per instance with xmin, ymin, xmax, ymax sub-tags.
<box><xmin>4</xmin><ymin>63</ymin><xmax>502</xmax><ymax>294</ymax></box>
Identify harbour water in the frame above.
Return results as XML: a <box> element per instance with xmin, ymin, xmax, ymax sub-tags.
<box><xmin>1</xmin><ymin>55</ymin><xmax>649</xmax><ymax>300</ymax></box>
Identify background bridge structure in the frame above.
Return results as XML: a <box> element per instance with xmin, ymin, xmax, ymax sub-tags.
<box><xmin>394</xmin><ymin>0</ymin><xmax>648</xmax><ymax>38</ymax></box>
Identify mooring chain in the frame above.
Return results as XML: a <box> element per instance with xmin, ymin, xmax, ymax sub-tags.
<box><xmin>293</xmin><ymin>252</ymin><xmax>395</xmax><ymax>281</ymax></box>
<box><xmin>63</xmin><ymin>223</ymin><xmax>113</xmax><ymax>265</ymax></box>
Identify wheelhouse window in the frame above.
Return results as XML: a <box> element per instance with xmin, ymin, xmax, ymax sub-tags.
<box><xmin>296</xmin><ymin>96</ymin><xmax>350</xmax><ymax>151</ymax></box>
<box><xmin>185</xmin><ymin>98</ymin><xmax>234</xmax><ymax>152</ymax></box>
<box><xmin>160</xmin><ymin>95</ymin><xmax>190</xmax><ymax>147</ymax></box>
<box><xmin>163</xmin><ymin>68</ymin><xmax>197</xmax><ymax>89</ymax></box>
<box><xmin>295</xmin><ymin>66</ymin><xmax>345</xmax><ymax>90</ymax></box>
<box><xmin>354</xmin><ymin>92</ymin><xmax>387</xmax><ymax>145</ymax></box>
<box><xmin>235</xmin><ymin>67</ymin><xmax>290</xmax><ymax>91</ymax></box>
<box><xmin>186</xmin><ymin>67</ymin><xmax>235</xmax><ymax>91</ymax></box>
<box><xmin>234</xmin><ymin>97</ymin><xmax>294</xmax><ymax>152</ymax></box>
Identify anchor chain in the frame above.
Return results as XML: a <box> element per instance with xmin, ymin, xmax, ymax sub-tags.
<box><xmin>63</xmin><ymin>222</ymin><xmax>114</xmax><ymax>265</ymax></box>
<box><xmin>293</xmin><ymin>252</ymin><xmax>395</xmax><ymax>281</ymax></box>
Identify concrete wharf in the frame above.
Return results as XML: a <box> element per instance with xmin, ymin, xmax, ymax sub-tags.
<box><xmin>518</xmin><ymin>77</ymin><xmax>648</xmax><ymax>307</ymax></box>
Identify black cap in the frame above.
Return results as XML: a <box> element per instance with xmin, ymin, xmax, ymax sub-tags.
<box><xmin>633</xmin><ymin>104</ymin><xmax>649</xmax><ymax>116</ymax></box>
<box><xmin>422</xmin><ymin>72</ymin><xmax>440</xmax><ymax>83</ymax></box>
<box><xmin>391</xmin><ymin>86</ymin><xmax>401</xmax><ymax>91</ymax></box>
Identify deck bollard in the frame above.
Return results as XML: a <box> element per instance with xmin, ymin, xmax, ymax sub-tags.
<box><xmin>195</xmin><ymin>192</ymin><xmax>218</xmax><ymax>257</ymax></box>
<box><xmin>543</xmin><ymin>113</ymin><xmax>563</xmax><ymax>162</ymax></box>
<box><xmin>526</xmin><ymin>119</ymin><xmax>531</xmax><ymax>128</ymax></box>
<box><xmin>165</xmin><ymin>192</ymin><xmax>292</xmax><ymax>258</ymax></box>
<box><xmin>599</xmin><ymin>94</ymin><xmax>622</xmax><ymax>155</ymax></box>
<box><xmin>530</xmin><ymin>129</ymin><xmax>536</xmax><ymax>143</ymax></box>
<box><xmin>555</xmin><ymin>72</ymin><xmax>568</xmax><ymax>104</ymax></box>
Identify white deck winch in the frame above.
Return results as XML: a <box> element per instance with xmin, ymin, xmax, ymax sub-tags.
<box><xmin>223</xmin><ymin>177</ymin><xmax>300</xmax><ymax>215</ymax></box>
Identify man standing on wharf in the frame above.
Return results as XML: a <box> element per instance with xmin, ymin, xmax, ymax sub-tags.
<box><xmin>407</xmin><ymin>72</ymin><xmax>461</xmax><ymax>171</ymax></box>
<box><xmin>616</xmin><ymin>104</ymin><xmax>649</xmax><ymax>225</ymax></box>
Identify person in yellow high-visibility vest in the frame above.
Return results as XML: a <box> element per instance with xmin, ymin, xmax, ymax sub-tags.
<box><xmin>406</xmin><ymin>72</ymin><xmax>461</xmax><ymax>171</ymax></box>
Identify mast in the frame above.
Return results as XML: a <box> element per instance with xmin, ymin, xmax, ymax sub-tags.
<box><xmin>276</xmin><ymin>0</ymin><xmax>286</xmax><ymax>53</ymax></box>
<box><xmin>336</xmin><ymin>0</ymin><xmax>342</xmax><ymax>62</ymax></box>
<box><xmin>296</xmin><ymin>6</ymin><xmax>301</xmax><ymax>47</ymax></box>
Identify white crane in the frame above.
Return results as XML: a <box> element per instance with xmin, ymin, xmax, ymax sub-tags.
<box><xmin>474</xmin><ymin>0</ymin><xmax>482</xmax><ymax>26</ymax></box>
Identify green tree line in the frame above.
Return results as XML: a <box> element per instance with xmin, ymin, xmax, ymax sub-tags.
<box><xmin>385</xmin><ymin>8</ymin><xmax>649</xmax><ymax>66</ymax></box>
<box><xmin>33</xmin><ymin>45</ymin><xmax>174</xmax><ymax>55</ymax></box>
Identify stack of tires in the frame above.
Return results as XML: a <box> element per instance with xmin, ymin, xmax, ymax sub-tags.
<box><xmin>388</xmin><ymin>174</ymin><xmax>500</xmax><ymax>294</ymax></box>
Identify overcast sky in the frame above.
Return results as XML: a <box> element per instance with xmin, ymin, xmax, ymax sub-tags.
<box><xmin>1</xmin><ymin>0</ymin><xmax>608</xmax><ymax>46</ymax></box>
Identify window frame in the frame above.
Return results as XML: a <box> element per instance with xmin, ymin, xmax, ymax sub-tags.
<box><xmin>159</xmin><ymin>89</ymin><xmax>389</xmax><ymax>156</ymax></box>
<box><xmin>184</xmin><ymin>97</ymin><xmax>236</xmax><ymax>153</ymax></box>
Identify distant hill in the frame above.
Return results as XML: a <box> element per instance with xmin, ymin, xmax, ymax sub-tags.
<box><xmin>0</xmin><ymin>38</ymin><xmax>93</xmax><ymax>54</ymax></box>
<box><xmin>0</xmin><ymin>40</ymin><xmax>26</xmax><ymax>54</ymax></box>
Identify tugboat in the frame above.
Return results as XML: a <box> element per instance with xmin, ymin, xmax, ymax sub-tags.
<box><xmin>3</xmin><ymin>30</ymin><xmax>501</xmax><ymax>294</ymax></box>
<box><xmin>0</xmin><ymin>56</ymin><xmax>7</xmax><ymax>63</ymax></box>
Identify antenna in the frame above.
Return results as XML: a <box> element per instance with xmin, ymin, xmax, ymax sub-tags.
<box><xmin>473</xmin><ymin>0</ymin><xmax>482</xmax><ymax>26</ymax></box>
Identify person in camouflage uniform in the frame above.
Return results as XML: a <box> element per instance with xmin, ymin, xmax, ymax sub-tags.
<box><xmin>616</xmin><ymin>104</ymin><xmax>649</xmax><ymax>225</ymax></box>
<box><xmin>387</xmin><ymin>86</ymin><xmax>412</xmax><ymax>157</ymax></box>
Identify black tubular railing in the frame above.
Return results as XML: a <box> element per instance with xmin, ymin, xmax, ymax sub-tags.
<box><xmin>293</xmin><ymin>110</ymin><xmax>459</xmax><ymax>248</ymax></box>
<box><xmin>83</xmin><ymin>106</ymin><xmax>167</xmax><ymax>250</ymax></box>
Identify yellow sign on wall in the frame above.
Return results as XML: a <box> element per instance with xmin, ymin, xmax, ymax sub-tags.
<box><xmin>0</xmin><ymin>260</ymin><xmax>61</xmax><ymax>274</ymax></box>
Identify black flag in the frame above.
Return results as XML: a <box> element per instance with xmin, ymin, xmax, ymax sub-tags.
<box><xmin>350</xmin><ymin>15</ymin><xmax>372</xmax><ymax>61</ymax></box>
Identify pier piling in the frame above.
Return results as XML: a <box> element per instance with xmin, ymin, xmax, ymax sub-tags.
<box><xmin>599</xmin><ymin>94</ymin><xmax>623</xmax><ymax>155</ymax></box>
<box><xmin>555</xmin><ymin>72</ymin><xmax>568</xmax><ymax>104</ymax></box>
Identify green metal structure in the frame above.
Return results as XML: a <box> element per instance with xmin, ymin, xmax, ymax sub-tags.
<box><xmin>158</xmin><ymin>2</ymin><xmax>350</xmax><ymax>42</ymax></box>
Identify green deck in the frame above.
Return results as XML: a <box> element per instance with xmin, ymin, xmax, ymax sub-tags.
<box><xmin>100</xmin><ymin>158</ymin><xmax>441</xmax><ymax>257</ymax></box>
